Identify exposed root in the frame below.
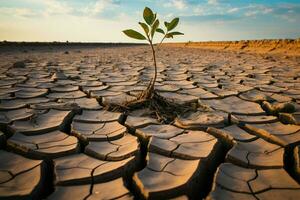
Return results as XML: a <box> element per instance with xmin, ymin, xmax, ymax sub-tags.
<box><xmin>137</xmin><ymin>78</ymin><xmax>154</xmax><ymax>100</ymax></box>
<box><xmin>149</xmin><ymin>92</ymin><xmax>196</xmax><ymax>123</ymax></box>
<box><xmin>108</xmin><ymin>89</ymin><xmax>196</xmax><ymax>123</ymax></box>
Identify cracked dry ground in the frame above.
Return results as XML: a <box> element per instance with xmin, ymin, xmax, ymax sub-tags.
<box><xmin>0</xmin><ymin>46</ymin><xmax>300</xmax><ymax>200</ymax></box>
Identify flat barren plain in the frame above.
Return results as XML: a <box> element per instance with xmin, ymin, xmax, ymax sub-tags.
<box><xmin>0</xmin><ymin>40</ymin><xmax>300</xmax><ymax>200</ymax></box>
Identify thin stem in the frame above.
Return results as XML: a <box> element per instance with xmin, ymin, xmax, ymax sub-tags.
<box><xmin>156</xmin><ymin>29</ymin><xmax>169</xmax><ymax>50</ymax></box>
<box><xmin>157</xmin><ymin>34</ymin><xmax>166</xmax><ymax>50</ymax></box>
<box><xmin>145</xmin><ymin>34</ymin><xmax>154</xmax><ymax>89</ymax></box>
<box><xmin>149</xmin><ymin>40</ymin><xmax>157</xmax><ymax>91</ymax></box>
<box><xmin>137</xmin><ymin>31</ymin><xmax>156</xmax><ymax>99</ymax></box>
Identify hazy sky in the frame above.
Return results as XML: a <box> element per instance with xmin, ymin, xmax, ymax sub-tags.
<box><xmin>0</xmin><ymin>0</ymin><xmax>299</xmax><ymax>42</ymax></box>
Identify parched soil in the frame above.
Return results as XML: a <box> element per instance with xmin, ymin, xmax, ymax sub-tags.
<box><xmin>164</xmin><ymin>39</ymin><xmax>300</xmax><ymax>57</ymax></box>
<box><xmin>0</xmin><ymin>44</ymin><xmax>300</xmax><ymax>200</ymax></box>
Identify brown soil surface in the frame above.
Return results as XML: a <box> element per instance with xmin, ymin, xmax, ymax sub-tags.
<box><xmin>164</xmin><ymin>39</ymin><xmax>300</xmax><ymax>57</ymax></box>
<box><xmin>0</xmin><ymin>44</ymin><xmax>300</xmax><ymax>200</ymax></box>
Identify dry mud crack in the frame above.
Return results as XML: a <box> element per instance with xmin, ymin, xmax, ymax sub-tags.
<box><xmin>0</xmin><ymin>46</ymin><xmax>300</xmax><ymax>199</ymax></box>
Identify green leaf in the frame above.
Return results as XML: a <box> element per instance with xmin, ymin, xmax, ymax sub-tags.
<box><xmin>143</xmin><ymin>7</ymin><xmax>154</xmax><ymax>25</ymax></box>
<box><xmin>139</xmin><ymin>22</ymin><xmax>149</xmax><ymax>35</ymax></box>
<box><xmin>151</xmin><ymin>19</ymin><xmax>159</xmax><ymax>38</ymax></box>
<box><xmin>165</xmin><ymin>31</ymin><xmax>184</xmax><ymax>39</ymax></box>
<box><xmin>153</xmin><ymin>13</ymin><xmax>157</xmax><ymax>21</ymax></box>
<box><xmin>167</xmin><ymin>18</ymin><xmax>179</xmax><ymax>31</ymax></box>
<box><xmin>168</xmin><ymin>31</ymin><xmax>184</xmax><ymax>36</ymax></box>
<box><xmin>165</xmin><ymin>33</ymin><xmax>173</xmax><ymax>38</ymax></box>
<box><xmin>123</xmin><ymin>29</ymin><xmax>147</xmax><ymax>40</ymax></box>
<box><xmin>156</xmin><ymin>28</ymin><xmax>165</xmax><ymax>34</ymax></box>
<box><xmin>164</xmin><ymin>21</ymin><xmax>169</xmax><ymax>28</ymax></box>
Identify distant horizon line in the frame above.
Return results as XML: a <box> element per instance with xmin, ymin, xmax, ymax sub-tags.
<box><xmin>1</xmin><ymin>38</ymin><xmax>299</xmax><ymax>44</ymax></box>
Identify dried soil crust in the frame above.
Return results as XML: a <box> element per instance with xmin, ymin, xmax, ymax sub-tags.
<box><xmin>0</xmin><ymin>44</ymin><xmax>300</xmax><ymax>199</ymax></box>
